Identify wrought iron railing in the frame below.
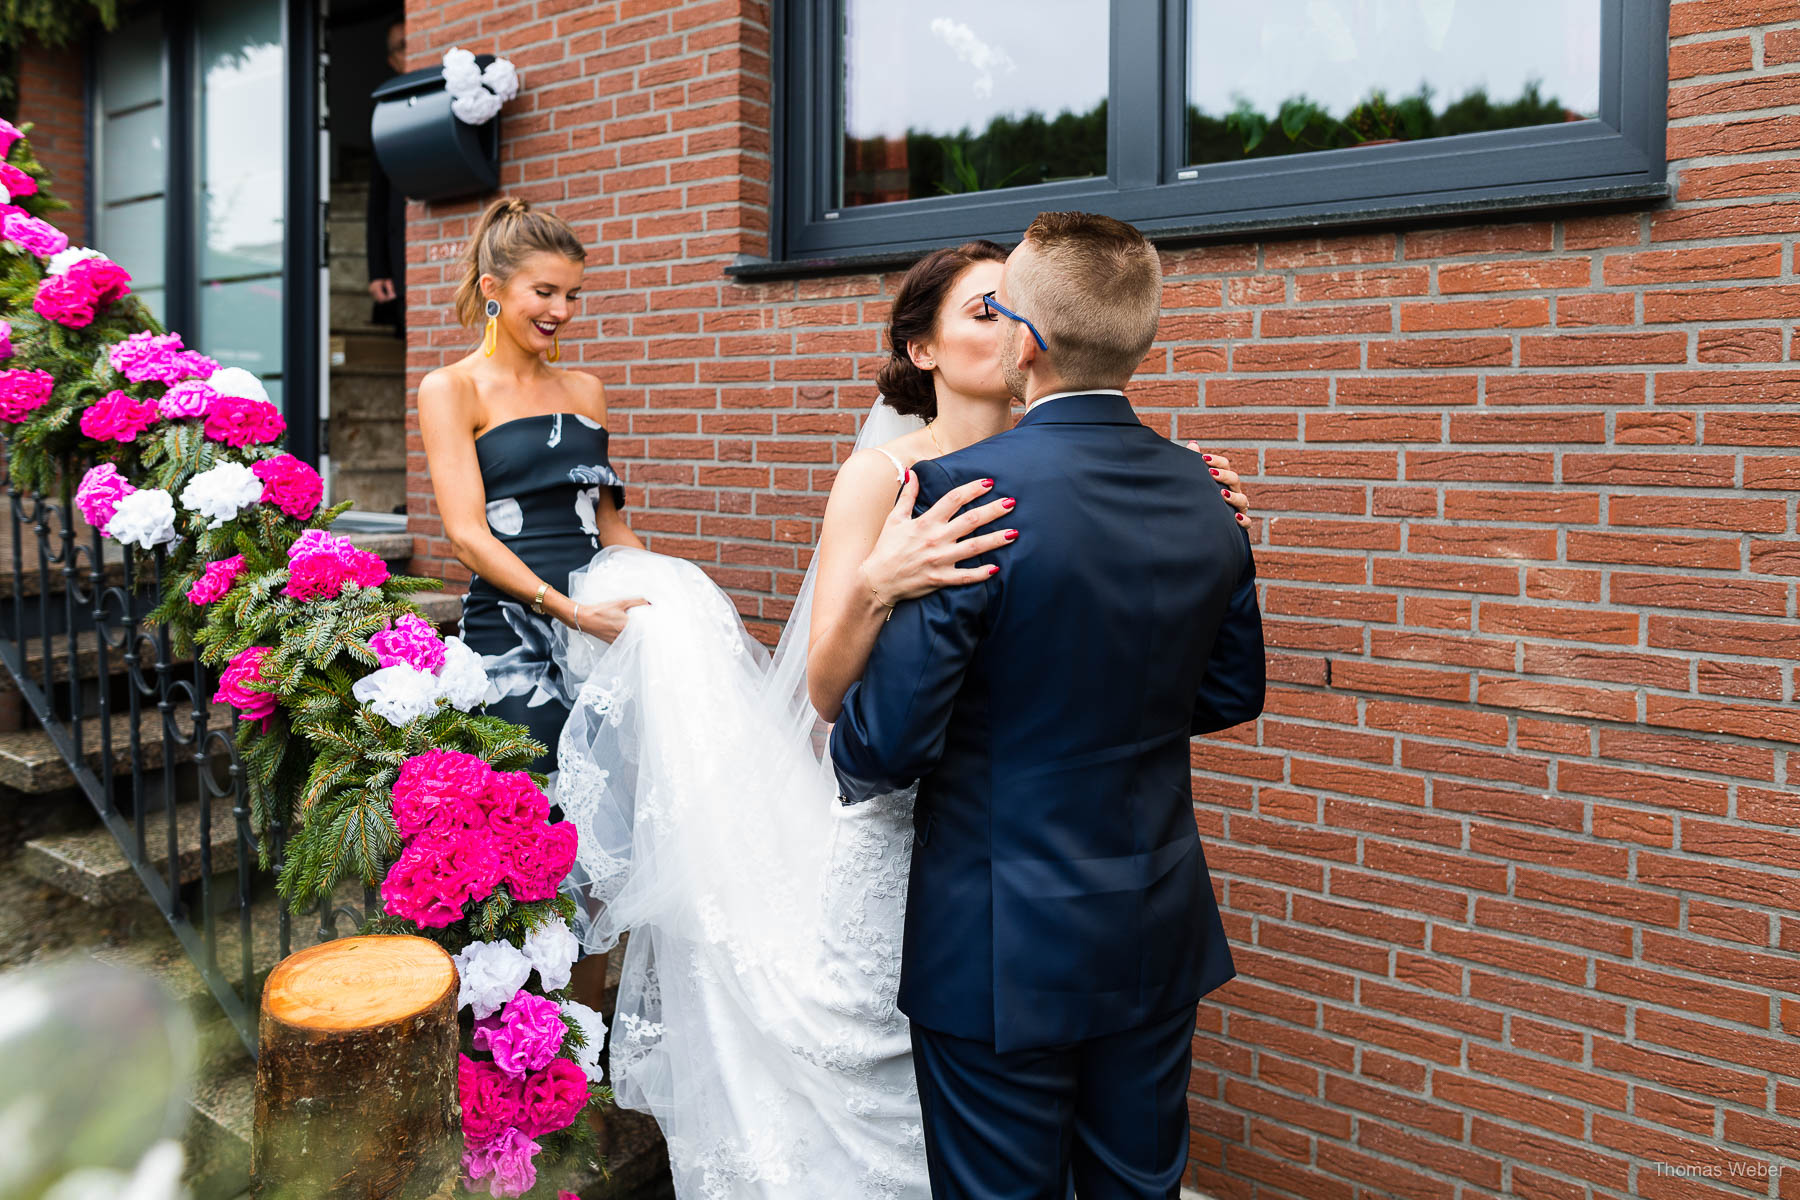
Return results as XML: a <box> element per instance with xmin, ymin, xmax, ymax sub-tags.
<box><xmin>0</xmin><ymin>461</ymin><xmax>370</xmax><ymax>1055</ymax></box>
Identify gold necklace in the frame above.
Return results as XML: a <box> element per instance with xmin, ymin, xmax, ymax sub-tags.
<box><xmin>926</xmin><ymin>421</ymin><xmax>946</xmax><ymax>455</ymax></box>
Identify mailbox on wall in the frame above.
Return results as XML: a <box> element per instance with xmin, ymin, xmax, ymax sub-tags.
<box><xmin>370</xmin><ymin>59</ymin><xmax>501</xmax><ymax>202</ymax></box>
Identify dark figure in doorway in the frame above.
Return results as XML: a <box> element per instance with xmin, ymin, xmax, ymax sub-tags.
<box><xmin>367</xmin><ymin>19</ymin><xmax>407</xmax><ymax>336</ymax></box>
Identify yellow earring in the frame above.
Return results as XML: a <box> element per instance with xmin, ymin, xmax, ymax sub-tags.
<box><xmin>482</xmin><ymin>298</ymin><xmax>500</xmax><ymax>357</ymax></box>
<box><xmin>547</xmin><ymin>332</ymin><xmax>560</xmax><ymax>363</ymax></box>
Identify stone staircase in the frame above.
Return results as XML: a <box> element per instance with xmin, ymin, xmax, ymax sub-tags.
<box><xmin>327</xmin><ymin>177</ymin><xmax>409</xmax><ymax>519</ymax></box>
<box><xmin>5</xmin><ymin>530</ymin><xmax>470</xmax><ymax>1199</ymax></box>
<box><xmin>3</xmin><ymin>524</ymin><xmax>674</xmax><ymax>1199</ymax></box>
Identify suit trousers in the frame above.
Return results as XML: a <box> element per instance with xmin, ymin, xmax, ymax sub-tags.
<box><xmin>909</xmin><ymin>1004</ymin><xmax>1199</xmax><ymax>1200</ymax></box>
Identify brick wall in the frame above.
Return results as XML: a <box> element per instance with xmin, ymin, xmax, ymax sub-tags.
<box><xmin>15</xmin><ymin>44</ymin><xmax>87</xmax><ymax>245</ymax></box>
<box><xmin>401</xmin><ymin>2</ymin><xmax>1800</xmax><ymax>1196</ymax></box>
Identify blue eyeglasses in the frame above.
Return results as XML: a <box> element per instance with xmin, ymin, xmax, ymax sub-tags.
<box><xmin>981</xmin><ymin>291</ymin><xmax>1048</xmax><ymax>352</ymax></box>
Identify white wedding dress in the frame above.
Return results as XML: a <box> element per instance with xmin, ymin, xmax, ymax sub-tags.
<box><xmin>550</xmin><ymin>401</ymin><xmax>930</xmax><ymax>1200</ymax></box>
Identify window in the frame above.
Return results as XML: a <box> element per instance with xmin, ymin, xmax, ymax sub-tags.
<box><xmin>765</xmin><ymin>0</ymin><xmax>1667</xmax><ymax>270</ymax></box>
<box><xmin>90</xmin><ymin>0</ymin><xmax>321</xmax><ymax>464</ymax></box>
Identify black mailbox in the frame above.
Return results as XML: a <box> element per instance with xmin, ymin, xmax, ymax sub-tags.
<box><xmin>370</xmin><ymin>58</ymin><xmax>501</xmax><ymax>202</ymax></box>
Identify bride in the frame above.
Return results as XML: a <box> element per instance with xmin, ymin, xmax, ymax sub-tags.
<box><xmin>549</xmin><ymin>241</ymin><xmax>1252</xmax><ymax>1198</ymax></box>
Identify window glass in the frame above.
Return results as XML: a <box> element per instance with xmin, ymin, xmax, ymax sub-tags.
<box><xmin>196</xmin><ymin>0</ymin><xmax>285</xmax><ymax>385</ymax></box>
<box><xmin>839</xmin><ymin>2</ymin><xmax>1109</xmax><ymax>208</ymax></box>
<box><xmin>94</xmin><ymin>9</ymin><xmax>167</xmax><ymax>320</ymax></box>
<box><xmin>1186</xmin><ymin>1</ymin><xmax>1602</xmax><ymax>165</ymax></box>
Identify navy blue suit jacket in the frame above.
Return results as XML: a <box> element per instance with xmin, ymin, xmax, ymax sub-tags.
<box><xmin>830</xmin><ymin>392</ymin><xmax>1265</xmax><ymax>1053</ymax></box>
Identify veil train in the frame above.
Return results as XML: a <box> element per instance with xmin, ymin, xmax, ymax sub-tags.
<box><xmin>548</xmin><ymin>398</ymin><xmax>928</xmax><ymax>1199</ymax></box>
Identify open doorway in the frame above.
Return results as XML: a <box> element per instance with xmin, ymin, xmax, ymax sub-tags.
<box><xmin>323</xmin><ymin>1</ymin><xmax>407</xmax><ymax>525</ymax></box>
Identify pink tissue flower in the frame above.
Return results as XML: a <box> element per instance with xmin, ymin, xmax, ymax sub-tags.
<box><xmin>76</xmin><ymin>463</ymin><xmax>135</xmax><ymax>529</ymax></box>
<box><xmin>462</xmin><ymin>1128</ymin><xmax>540</xmax><ymax>1198</ymax></box>
<box><xmin>391</xmin><ymin>783</ymin><xmax>485</xmax><ymax>843</ymax></box>
<box><xmin>380</xmin><ymin>828</ymin><xmax>503</xmax><ymax>928</ymax></box>
<box><xmin>158</xmin><ymin>379</ymin><xmax>218</xmax><ymax>419</ymax></box>
<box><xmin>395</xmin><ymin>748</ymin><xmax>496</xmax><ymax>807</ymax></box>
<box><xmin>0</xmin><ymin>367</ymin><xmax>53</xmax><ymax>423</ymax></box>
<box><xmin>202</xmin><ymin>394</ymin><xmax>285</xmax><ymax>447</ymax></box>
<box><xmin>252</xmin><ymin>455</ymin><xmax>322</xmax><ymax>521</ymax></box>
<box><xmin>187</xmin><ymin>555</ymin><xmax>245</xmax><ymax>606</ymax></box>
<box><xmin>515</xmin><ymin>1057</ymin><xmax>589</xmax><ymax>1138</ymax></box>
<box><xmin>2</xmin><ymin>209</ymin><xmax>61</xmax><ymax>257</ymax></box>
<box><xmin>458</xmin><ymin>1054</ymin><xmax>527</xmax><ymax>1148</ymax></box>
<box><xmin>213</xmin><ymin>646</ymin><xmax>276</xmax><ymax>732</ymax></box>
<box><xmin>370</xmin><ymin>612</ymin><xmax>445</xmax><ymax>672</ymax></box>
<box><xmin>110</xmin><ymin>331</ymin><xmax>218</xmax><ymax>386</ymax></box>
<box><xmin>0</xmin><ymin>318</ymin><xmax>13</xmax><ymax>359</ymax></box>
<box><xmin>502</xmin><ymin>821</ymin><xmax>578</xmax><ymax>904</ymax></box>
<box><xmin>284</xmin><ymin>553</ymin><xmax>358</xmax><ymax>602</ymax></box>
<box><xmin>0</xmin><ymin>162</ymin><xmax>37</xmax><ymax>198</ymax></box>
<box><xmin>482</xmin><ymin>771</ymin><xmax>550</xmax><ymax>847</ymax></box>
<box><xmin>472</xmin><ymin>990</ymin><xmax>568</xmax><ymax>1078</ymax></box>
<box><xmin>79</xmin><ymin>390</ymin><xmax>160</xmax><ymax>443</ymax></box>
<box><xmin>0</xmin><ymin>118</ymin><xmax>21</xmax><ymax>158</ymax></box>
<box><xmin>31</xmin><ymin>272</ymin><xmax>96</xmax><ymax>328</ymax></box>
<box><xmin>67</xmin><ymin>257</ymin><xmax>131</xmax><ymax>305</ymax></box>
<box><xmin>283</xmin><ymin>529</ymin><xmax>389</xmax><ymax>601</ymax></box>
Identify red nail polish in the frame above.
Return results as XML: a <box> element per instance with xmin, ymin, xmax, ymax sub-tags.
<box><xmin>1209</xmin><ymin>468</ymin><xmax>1220</xmax><ymax>477</ymax></box>
<box><xmin>1004</xmin><ymin>529</ymin><xmax>1019</xmax><ymax>541</ymax></box>
<box><xmin>987</xmin><ymin>564</ymin><xmax>999</xmax><ymax>576</ymax></box>
<box><xmin>1201</xmin><ymin>454</ymin><xmax>1214</xmax><ymax>462</ymax></box>
<box><xmin>1221</xmin><ymin>488</ymin><xmax>1232</xmax><ymax>498</ymax></box>
<box><xmin>1001</xmin><ymin>497</ymin><xmax>1016</xmax><ymax>509</ymax></box>
<box><xmin>982</xmin><ymin>479</ymin><xmax>994</xmax><ymax>488</ymax></box>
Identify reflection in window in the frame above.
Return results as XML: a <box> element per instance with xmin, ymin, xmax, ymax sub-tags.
<box><xmin>839</xmin><ymin>2</ymin><xmax>1108</xmax><ymax>208</ymax></box>
<box><xmin>197</xmin><ymin>0</ymin><xmax>285</xmax><ymax>381</ymax></box>
<box><xmin>94</xmin><ymin>9</ymin><xmax>167</xmax><ymax>321</ymax></box>
<box><xmin>1186</xmin><ymin>0</ymin><xmax>1601</xmax><ymax>165</ymax></box>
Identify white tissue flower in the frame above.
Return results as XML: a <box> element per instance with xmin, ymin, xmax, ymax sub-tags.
<box><xmin>450</xmin><ymin>87</ymin><xmax>504</xmax><ymax>125</ymax></box>
<box><xmin>436</xmin><ymin>636</ymin><xmax>489</xmax><ymax>712</ymax></box>
<box><xmin>105</xmin><ymin>489</ymin><xmax>177</xmax><ymax>549</ymax></box>
<box><xmin>178</xmin><ymin>460</ymin><xmax>263</xmax><ymax>529</ymax></box>
<box><xmin>206</xmin><ymin>366</ymin><xmax>269</xmax><ymax>403</ymax></box>
<box><xmin>480</xmin><ymin>57</ymin><xmax>520</xmax><ymax>101</ymax></box>
<box><xmin>522</xmin><ymin>916</ymin><xmax>580</xmax><ymax>993</ymax></box>
<box><xmin>441</xmin><ymin>47</ymin><xmax>484</xmax><ymax>95</ymax></box>
<box><xmin>561</xmin><ymin>999</ymin><xmax>608</xmax><ymax>1083</ymax></box>
<box><xmin>352</xmin><ymin>663</ymin><xmax>442</xmax><ymax>726</ymax></box>
<box><xmin>453</xmin><ymin>938</ymin><xmax>534</xmax><ymax>1019</ymax></box>
<box><xmin>46</xmin><ymin>246</ymin><xmax>105</xmax><ymax>277</ymax></box>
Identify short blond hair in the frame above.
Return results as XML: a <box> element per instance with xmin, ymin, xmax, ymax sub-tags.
<box><xmin>1009</xmin><ymin>212</ymin><xmax>1162</xmax><ymax>389</ymax></box>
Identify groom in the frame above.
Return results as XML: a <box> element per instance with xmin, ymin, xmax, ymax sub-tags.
<box><xmin>831</xmin><ymin>211</ymin><xmax>1265</xmax><ymax>1199</ymax></box>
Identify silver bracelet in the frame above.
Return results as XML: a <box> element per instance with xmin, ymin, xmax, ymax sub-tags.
<box><xmin>572</xmin><ymin>602</ymin><xmax>582</xmax><ymax>634</ymax></box>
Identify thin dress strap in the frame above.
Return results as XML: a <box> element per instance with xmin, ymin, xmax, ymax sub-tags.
<box><xmin>873</xmin><ymin>446</ymin><xmax>906</xmax><ymax>483</ymax></box>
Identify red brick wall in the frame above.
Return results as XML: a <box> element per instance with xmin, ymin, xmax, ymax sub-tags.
<box><xmin>400</xmin><ymin>2</ymin><xmax>1800</xmax><ymax>1196</ymax></box>
<box><xmin>15</xmin><ymin>44</ymin><xmax>88</xmax><ymax>245</ymax></box>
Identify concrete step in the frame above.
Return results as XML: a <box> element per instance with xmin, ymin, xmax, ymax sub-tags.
<box><xmin>184</xmin><ymin>1053</ymin><xmax>253</xmax><ymax>1200</ymax></box>
<box><xmin>0</xmin><ymin>627</ymin><xmax>197</xmax><ymax>700</ymax></box>
<box><xmin>0</xmin><ymin>582</ymin><xmax>450</xmax><ymax>793</ymax></box>
<box><xmin>412</xmin><ymin>587</ymin><xmax>460</xmax><ymax>630</ymax></box>
<box><xmin>22</xmin><ymin>788</ymin><xmax>245</xmax><ymax>905</ymax></box>
<box><xmin>0</xmin><ymin>525</ymin><xmax>413</xmax><ymax>608</ymax></box>
<box><xmin>329</xmin><ymin>330</ymin><xmax>406</xmax><ymax>374</ymax></box>
<box><xmin>0</xmin><ymin>701</ymin><xmax>232</xmax><ymax>794</ymax></box>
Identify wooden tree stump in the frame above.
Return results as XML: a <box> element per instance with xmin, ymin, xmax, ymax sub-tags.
<box><xmin>253</xmin><ymin>934</ymin><xmax>460</xmax><ymax>1200</ymax></box>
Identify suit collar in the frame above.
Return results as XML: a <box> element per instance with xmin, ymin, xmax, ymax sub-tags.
<box><xmin>1015</xmin><ymin>392</ymin><xmax>1141</xmax><ymax>428</ymax></box>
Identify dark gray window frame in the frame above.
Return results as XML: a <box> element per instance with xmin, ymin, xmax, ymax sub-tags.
<box><xmin>746</xmin><ymin>0</ymin><xmax>1668</xmax><ymax>277</ymax></box>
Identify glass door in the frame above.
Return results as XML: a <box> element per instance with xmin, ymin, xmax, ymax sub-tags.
<box><xmin>195</xmin><ymin>0</ymin><xmax>287</xmax><ymax>408</ymax></box>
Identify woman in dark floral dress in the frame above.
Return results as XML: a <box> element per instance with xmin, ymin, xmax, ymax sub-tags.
<box><xmin>417</xmin><ymin>198</ymin><xmax>646</xmax><ymax>778</ymax></box>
